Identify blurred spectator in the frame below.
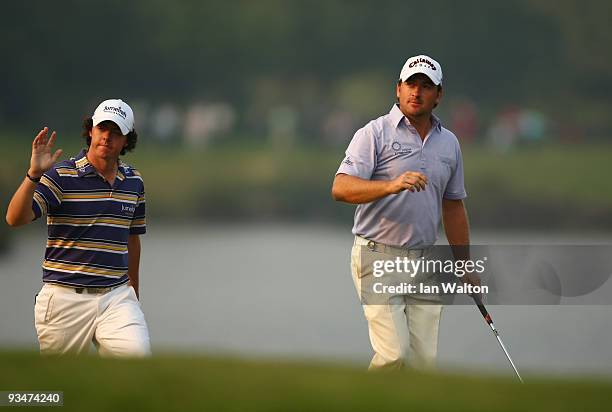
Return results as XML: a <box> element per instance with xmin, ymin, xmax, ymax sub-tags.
<box><xmin>322</xmin><ymin>109</ymin><xmax>358</xmax><ymax>146</ymax></box>
<box><xmin>487</xmin><ymin>107</ymin><xmax>520</xmax><ymax>152</ymax></box>
<box><xmin>184</xmin><ymin>103</ymin><xmax>236</xmax><ymax>147</ymax></box>
<box><xmin>518</xmin><ymin>109</ymin><xmax>546</xmax><ymax>142</ymax></box>
<box><xmin>449</xmin><ymin>98</ymin><xmax>478</xmax><ymax>144</ymax></box>
<box><xmin>487</xmin><ymin>107</ymin><xmax>548</xmax><ymax>152</ymax></box>
<box><xmin>151</xmin><ymin>104</ymin><xmax>181</xmax><ymax>143</ymax></box>
<box><xmin>268</xmin><ymin>105</ymin><xmax>298</xmax><ymax>148</ymax></box>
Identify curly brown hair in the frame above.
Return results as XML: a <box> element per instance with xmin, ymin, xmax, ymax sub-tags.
<box><xmin>82</xmin><ymin>117</ymin><xmax>138</xmax><ymax>155</ymax></box>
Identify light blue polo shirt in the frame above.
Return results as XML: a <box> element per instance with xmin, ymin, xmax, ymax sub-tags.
<box><xmin>336</xmin><ymin>104</ymin><xmax>467</xmax><ymax>249</ymax></box>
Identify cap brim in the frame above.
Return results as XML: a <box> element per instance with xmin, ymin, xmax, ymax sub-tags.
<box><xmin>400</xmin><ymin>69</ymin><xmax>441</xmax><ymax>85</ymax></box>
<box><xmin>92</xmin><ymin>115</ymin><xmax>131</xmax><ymax>135</ymax></box>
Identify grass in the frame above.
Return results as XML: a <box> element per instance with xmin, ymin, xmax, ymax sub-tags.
<box><xmin>1</xmin><ymin>135</ymin><xmax>611</xmax><ymax>223</ymax></box>
<box><xmin>462</xmin><ymin>144</ymin><xmax>612</xmax><ymax>204</ymax></box>
<box><xmin>0</xmin><ymin>351</ymin><xmax>611</xmax><ymax>411</ymax></box>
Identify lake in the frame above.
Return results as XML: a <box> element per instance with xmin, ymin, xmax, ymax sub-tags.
<box><xmin>1</xmin><ymin>223</ymin><xmax>611</xmax><ymax>378</ymax></box>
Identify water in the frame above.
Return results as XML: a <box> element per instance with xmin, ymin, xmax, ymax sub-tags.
<box><xmin>1</xmin><ymin>223</ymin><xmax>611</xmax><ymax>378</ymax></box>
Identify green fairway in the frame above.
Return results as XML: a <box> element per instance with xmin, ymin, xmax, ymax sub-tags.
<box><xmin>0</xmin><ymin>351</ymin><xmax>610</xmax><ymax>411</ymax></box>
<box><xmin>2</xmin><ymin>136</ymin><xmax>611</xmax><ymax>228</ymax></box>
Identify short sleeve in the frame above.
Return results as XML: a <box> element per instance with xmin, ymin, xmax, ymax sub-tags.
<box><xmin>130</xmin><ymin>180</ymin><xmax>146</xmax><ymax>235</ymax></box>
<box><xmin>32</xmin><ymin>168</ymin><xmax>63</xmax><ymax>219</ymax></box>
<box><xmin>443</xmin><ymin>141</ymin><xmax>467</xmax><ymax>200</ymax></box>
<box><xmin>336</xmin><ymin>124</ymin><xmax>378</xmax><ymax>179</ymax></box>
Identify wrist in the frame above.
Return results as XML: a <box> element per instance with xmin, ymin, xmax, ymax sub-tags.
<box><xmin>26</xmin><ymin>170</ymin><xmax>42</xmax><ymax>183</ymax></box>
<box><xmin>27</xmin><ymin>169</ymin><xmax>43</xmax><ymax>180</ymax></box>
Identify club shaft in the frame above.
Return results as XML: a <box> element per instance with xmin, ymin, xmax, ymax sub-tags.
<box><xmin>474</xmin><ymin>299</ymin><xmax>524</xmax><ymax>383</ymax></box>
<box><xmin>492</xmin><ymin>326</ymin><xmax>524</xmax><ymax>383</ymax></box>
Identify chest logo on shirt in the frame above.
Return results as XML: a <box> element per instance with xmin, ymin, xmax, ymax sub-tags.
<box><xmin>121</xmin><ymin>204</ymin><xmax>136</xmax><ymax>214</ymax></box>
<box><xmin>391</xmin><ymin>141</ymin><xmax>412</xmax><ymax>155</ymax></box>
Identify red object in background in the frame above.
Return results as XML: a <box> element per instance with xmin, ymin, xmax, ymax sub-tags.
<box><xmin>450</xmin><ymin>99</ymin><xmax>478</xmax><ymax>143</ymax></box>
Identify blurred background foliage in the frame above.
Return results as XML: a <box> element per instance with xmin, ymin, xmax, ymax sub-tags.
<box><xmin>1</xmin><ymin>0</ymin><xmax>611</xmax><ymax>232</ymax></box>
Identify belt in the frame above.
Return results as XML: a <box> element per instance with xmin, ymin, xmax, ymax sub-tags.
<box><xmin>48</xmin><ymin>282</ymin><xmax>126</xmax><ymax>295</ymax></box>
<box><xmin>354</xmin><ymin>236</ymin><xmax>428</xmax><ymax>258</ymax></box>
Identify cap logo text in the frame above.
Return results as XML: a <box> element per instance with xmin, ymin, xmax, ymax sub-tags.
<box><xmin>103</xmin><ymin>106</ymin><xmax>127</xmax><ymax>119</ymax></box>
<box><xmin>408</xmin><ymin>58</ymin><xmax>437</xmax><ymax>71</ymax></box>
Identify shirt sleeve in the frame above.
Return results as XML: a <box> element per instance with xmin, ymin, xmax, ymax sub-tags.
<box><xmin>335</xmin><ymin>123</ymin><xmax>378</xmax><ymax>179</ymax></box>
<box><xmin>443</xmin><ymin>141</ymin><xmax>468</xmax><ymax>200</ymax></box>
<box><xmin>32</xmin><ymin>168</ymin><xmax>63</xmax><ymax>219</ymax></box>
<box><xmin>130</xmin><ymin>180</ymin><xmax>146</xmax><ymax>235</ymax></box>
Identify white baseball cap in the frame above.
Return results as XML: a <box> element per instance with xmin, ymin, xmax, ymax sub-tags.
<box><xmin>91</xmin><ymin>99</ymin><xmax>135</xmax><ymax>135</ymax></box>
<box><xmin>399</xmin><ymin>55</ymin><xmax>443</xmax><ymax>85</ymax></box>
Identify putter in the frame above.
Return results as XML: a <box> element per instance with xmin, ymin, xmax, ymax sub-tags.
<box><xmin>473</xmin><ymin>297</ymin><xmax>524</xmax><ymax>383</ymax></box>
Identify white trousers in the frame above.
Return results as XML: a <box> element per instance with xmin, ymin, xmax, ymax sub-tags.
<box><xmin>351</xmin><ymin>238</ymin><xmax>442</xmax><ymax>371</ymax></box>
<box><xmin>34</xmin><ymin>283</ymin><xmax>151</xmax><ymax>357</ymax></box>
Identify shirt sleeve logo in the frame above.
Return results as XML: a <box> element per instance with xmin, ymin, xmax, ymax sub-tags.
<box><xmin>342</xmin><ymin>156</ymin><xmax>354</xmax><ymax>166</ymax></box>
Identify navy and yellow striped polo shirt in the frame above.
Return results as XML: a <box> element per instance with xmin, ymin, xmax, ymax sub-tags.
<box><xmin>32</xmin><ymin>149</ymin><xmax>146</xmax><ymax>287</ymax></box>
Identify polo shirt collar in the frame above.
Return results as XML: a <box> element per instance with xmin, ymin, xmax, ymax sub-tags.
<box><xmin>389</xmin><ymin>104</ymin><xmax>443</xmax><ymax>132</ymax></box>
<box><xmin>117</xmin><ymin>162</ymin><xmax>126</xmax><ymax>181</ymax></box>
<box><xmin>431</xmin><ymin>114</ymin><xmax>443</xmax><ymax>132</ymax></box>
<box><xmin>74</xmin><ymin>150</ymin><xmax>96</xmax><ymax>177</ymax></box>
<box><xmin>389</xmin><ymin>104</ymin><xmax>405</xmax><ymax>128</ymax></box>
<box><xmin>74</xmin><ymin>149</ymin><xmax>126</xmax><ymax>181</ymax></box>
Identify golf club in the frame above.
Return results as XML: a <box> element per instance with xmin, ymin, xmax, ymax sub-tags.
<box><xmin>473</xmin><ymin>297</ymin><xmax>524</xmax><ymax>383</ymax></box>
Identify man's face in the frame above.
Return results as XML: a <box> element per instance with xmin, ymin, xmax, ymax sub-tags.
<box><xmin>88</xmin><ymin>121</ymin><xmax>127</xmax><ymax>161</ymax></box>
<box><xmin>396</xmin><ymin>73</ymin><xmax>442</xmax><ymax>118</ymax></box>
